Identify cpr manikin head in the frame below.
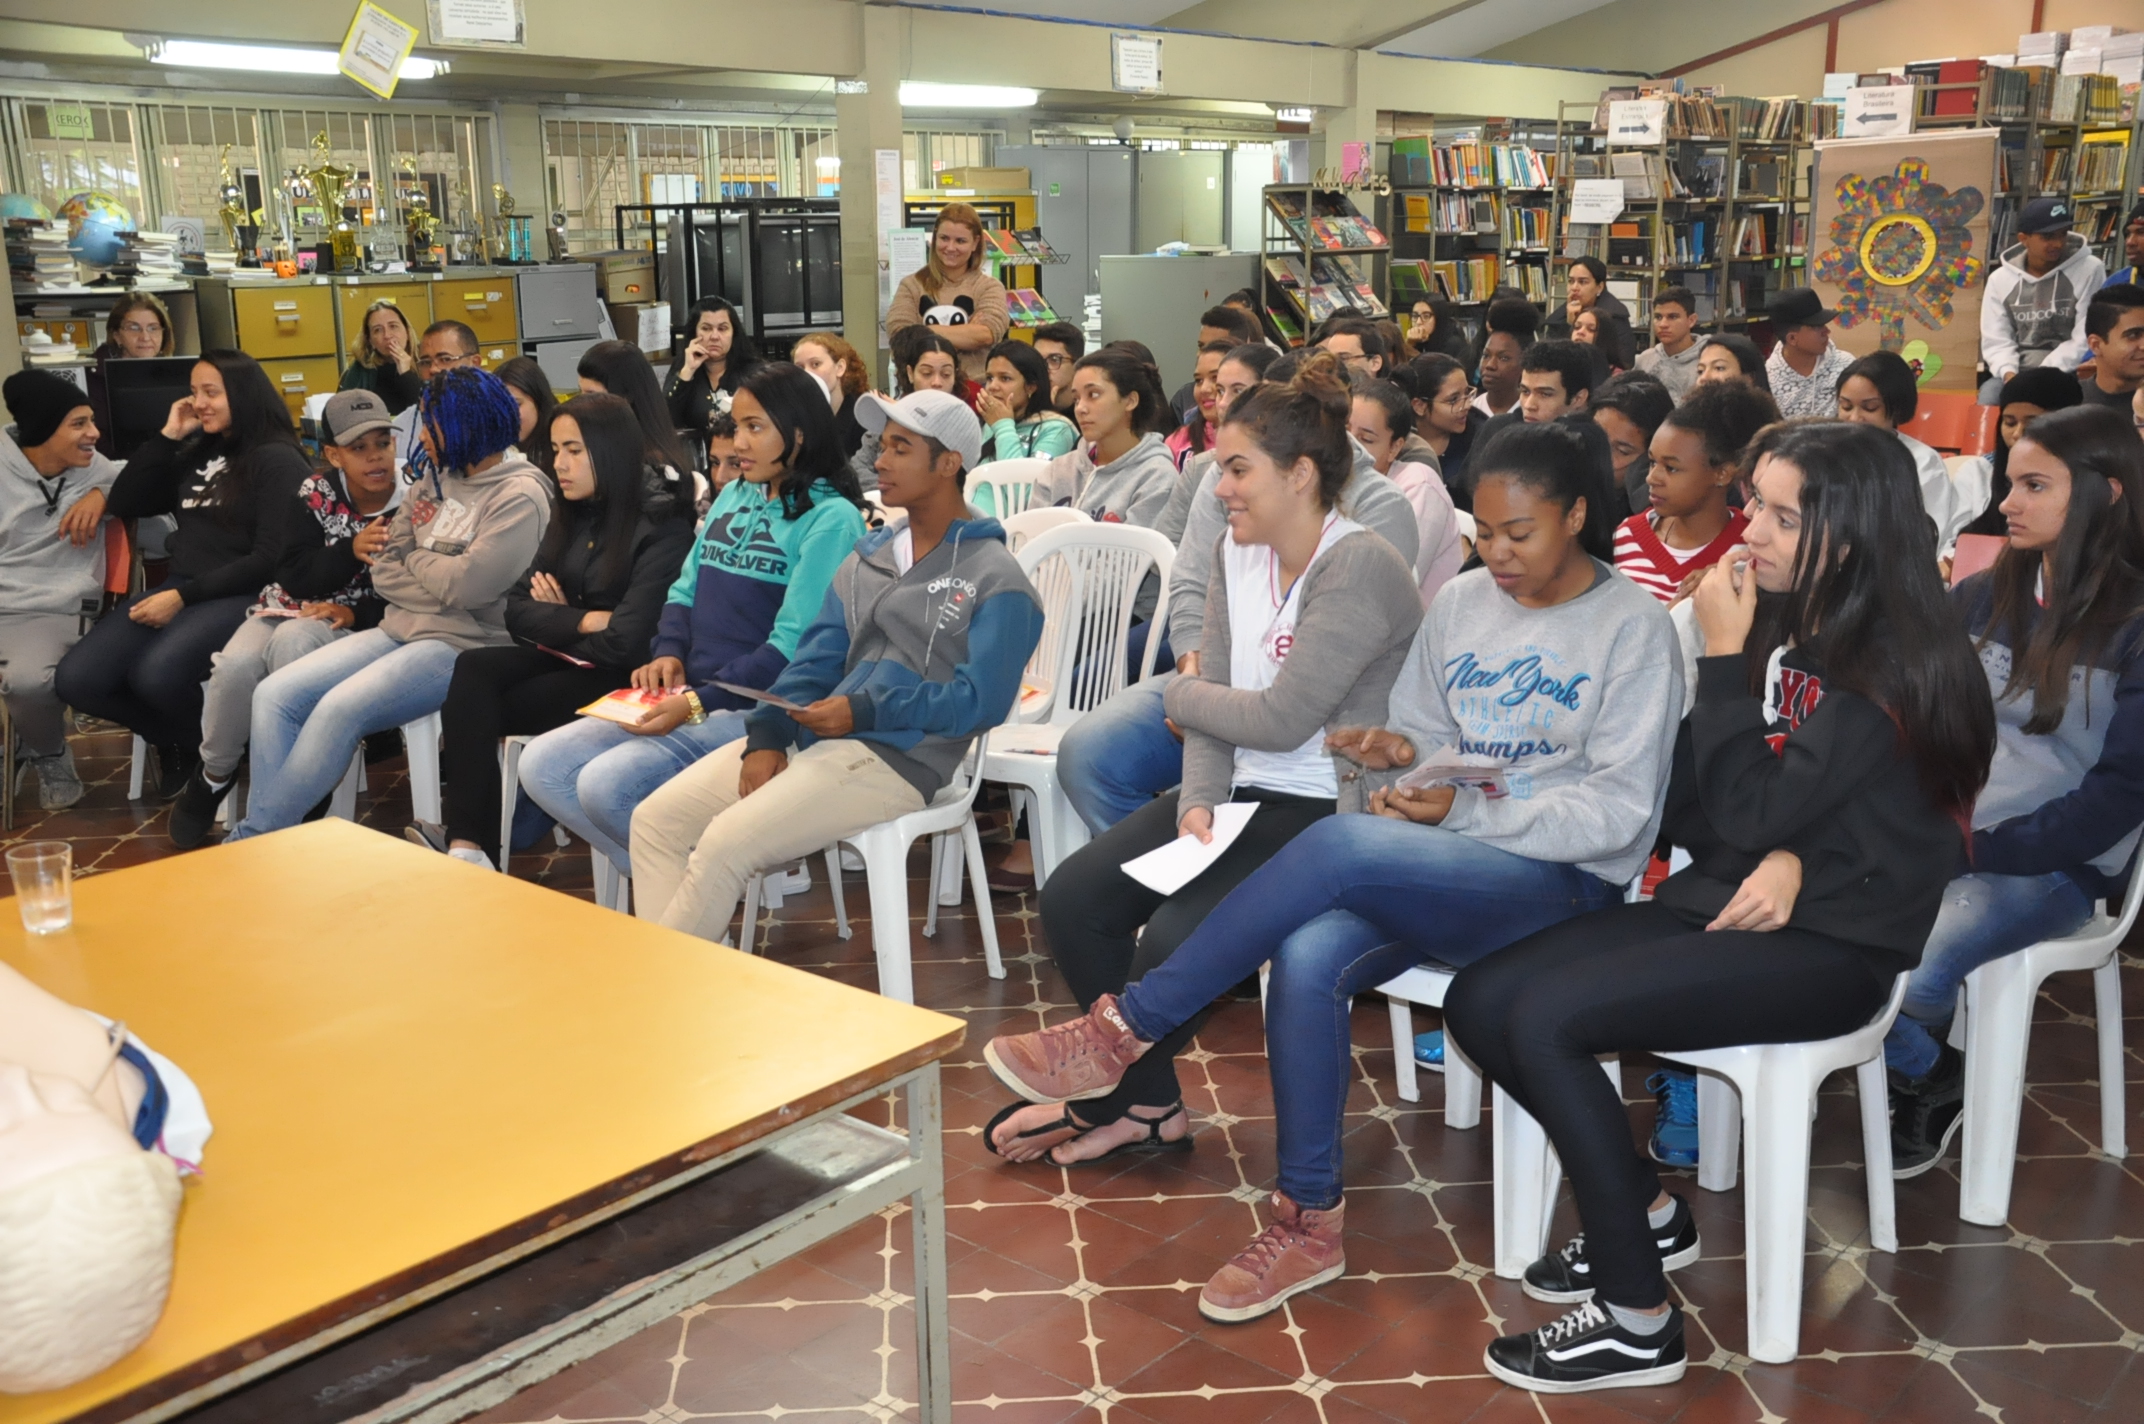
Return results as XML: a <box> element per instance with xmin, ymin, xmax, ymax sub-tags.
<box><xmin>0</xmin><ymin>964</ymin><xmax>184</xmax><ymax>1393</ymax></box>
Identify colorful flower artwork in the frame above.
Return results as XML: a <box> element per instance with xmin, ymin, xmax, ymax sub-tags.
<box><xmin>1813</xmin><ymin>158</ymin><xmax>1985</xmax><ymax>354</ymax></box>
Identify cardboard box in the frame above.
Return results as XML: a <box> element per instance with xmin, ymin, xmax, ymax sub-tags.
<box><xmin>571</xmin><ymin>249</ymin><xmax>658</xmax><ymax>305</ymax></box>
<box><xmin>935</xmin><ymin>167</ymin><xmax>1031</xmax><ymax>193</ymax></box>
<box><xmin>607</xmin><ymin>301</ymin><xmax>673</xmax><ymax>355</ymax></box>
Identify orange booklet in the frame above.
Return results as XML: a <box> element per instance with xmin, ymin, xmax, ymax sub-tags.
<box><xmin>577</xmin><ymin>687</ymin><xmax>667</xmax><ymax>725</ymax></box>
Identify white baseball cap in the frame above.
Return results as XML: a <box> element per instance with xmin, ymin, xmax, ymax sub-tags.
<box><xmin>855</xmin><ymin>389</ymin><xmax>982</xmax><ymax>474</ymax></box>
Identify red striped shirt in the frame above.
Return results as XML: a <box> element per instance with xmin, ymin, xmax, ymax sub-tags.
<box><xmin>1612</xmin><ymin>509</ymin><xmax>1749</xmax><ymax>604</ymax></box>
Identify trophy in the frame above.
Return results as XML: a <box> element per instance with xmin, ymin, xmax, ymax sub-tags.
<box><xmin>491</xmin><ymin>183</ymin><xmax>533</xmax><ymax>263</ymax></box>
<box><xmin>214</xmin><ymin>144</ymin><xmax>253</xmax><ymax>260</ymax></box>
<box><xmin>399</xmin><ymin>156</ymin><xmax>441</xmax><ymax>269</ymax></box>
<box><xmin>305</xmin><ymin>131</ymin><xmax>362</xmax><ymax>273</ymax></box>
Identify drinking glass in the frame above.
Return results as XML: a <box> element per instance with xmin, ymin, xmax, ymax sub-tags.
<box><xmin>7</xmin><ymin>841</ymin><xmax>73</xmax><ymax>934</ymax></box>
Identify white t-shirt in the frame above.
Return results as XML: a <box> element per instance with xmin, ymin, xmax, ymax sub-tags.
<box><xmin>1224</xmin><ymin>514</ymin><xmax>1364</xmax><ymax>798</ymax></box>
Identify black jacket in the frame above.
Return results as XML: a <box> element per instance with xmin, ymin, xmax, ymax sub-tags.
<box><xmin>663</xmin><ymin>358</ymin><xmax>754</xmax><ymax>442</ymax></box>
<box><xmin>264</xmin><ymin>468</ymin><xmax>391</xmax><ymax>631</ymax></box>
<box><xmin>505</xmin><ymin>490</ymin><xmax>694</xmax><ymax>671</ymax></box>
<box><xmin>107</xmin><ymin>431</ymin><xmax>311</xmax><ymax>605</ymax></box>
<box><xmin>1654</xmin><ymin>650</ymin><xmax>1967</xmax><ymax>973</ymax></box>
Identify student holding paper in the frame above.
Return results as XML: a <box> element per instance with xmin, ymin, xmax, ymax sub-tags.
<box><xmin>983</xmin><ymin>353</ymin><xmax>1423</xmax><ymax>1170</ymax></box>
<box><xmin>981</xmin><ymin>420</ymin><xmax>1679</xmax><ymax>1325</ymax></box>
<box><xmin>515</xmin><ymin>365</ymin><xmax>867</xmax><ymax>876</ymax></box>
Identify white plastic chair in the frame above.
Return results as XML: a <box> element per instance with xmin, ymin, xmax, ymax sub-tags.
<box><xmin>1956</xmin><ymin>850</ymin><xmax>2141</xmax><ymax>1226</ymax></box>
<box><xmin>969</xmin><ymin>456</ymin><xmax>1050</xmax><ymax>521</ymax></box>
<box><xmin>591</xmin><ymin>851</ymin><xmax>630</xmax><ymax>913</ymax></box>
<box><xmin>1380</xmin><ymin>965</ymin><xmax>1483</xmax><ymax>1126</ymax></box>
<box><xmin>1451</xmin><ymin>507</ymin><xmax>1477</xmax><ymax>555</ymax></box>
<box><xmin>998</xmin><ymin>506</ymin><xmax>1089</xmax><ymax>555</ymax></box>
<box><xmin>401</xmin><ymin>711</ymin><xmax>444</xmax><ymax>824</ymax></box>
<box><xmin>848</xmin><ymin>742</ymin><xmax>1004</xmax><ymax>1004</ymax></box>
<box><xmin>739</xmin><ymin>850</ymin><xmax>851</xmax><ymax>954</ymax></box>
<box><xmin>979</xmin><ymin>522</ymin><xmax>1175</xmax><ymax>888</ymax></box>
<box><xmin>496</xmin><ymin>735</ymin><xmax>571</xmax><ymax>874</ymax></box>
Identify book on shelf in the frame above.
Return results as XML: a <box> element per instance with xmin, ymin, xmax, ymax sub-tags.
<box><xmin>1264</xmin><ymin>303</ymin><xmax>1303</xmax><ymax>343</ymax></box>
<box><xmin>1500</xmin><ymin>203</ymin><xmax>1552</xmax><ymax>249</ymax></box>
<box><xmin>1013</xmin><ymin>228</ymin><xmax>1061</xmax><ymax>262</ymax></box>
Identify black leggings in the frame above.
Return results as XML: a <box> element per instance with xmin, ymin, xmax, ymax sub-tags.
<box><xmin>1037</xmin><ymin>785</ymin><xmax>1333</xmax><ymax>1125</ymax></box>
<box><xmin>1444</xmin><ymin>901</ymin><xmax>1894</xmax><ymax>1309</ymax></box>
<box><xmin>53</xmin><ymin>592</ymin><xmax>253</xmax><ymax>749</ymax></box>
<box><xmin>439</xmin><ymin>646</ymin><xmax>620</xmax><ymax>858</ymax></box>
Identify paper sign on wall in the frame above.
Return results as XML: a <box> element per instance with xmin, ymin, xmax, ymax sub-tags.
<box><xmin>1569</xmin><ymin>178</ymin><xmax>1626</xmax><ymax>224</ymax></box>
<box><xmin>428</xmin><ymin>0</ymin><xmax>525</xmax><ymax>47</ymax></box>
<box><xmin>1605</xmin><ymin>99</ymin><xmax>1667</xmax><ymax>146</ymax></box>
<box><xmin>46</xmin><ymin>102</ymin><xmax>93</xmax><ymax>141</ymax></box>
<box><xmin>339</xmin><ymin>1</ymin><xmax>418</xmax><ymax>99</ymax></box>
<box><xmin>1112</xmin><ymin>33</ymin><xmax>1163</xmax><ymax>94</ymax></box>
<box><xmin>1842</xmin><ymin>86</ymin><xmax>1916</xmax><ymax>138</ymax></box>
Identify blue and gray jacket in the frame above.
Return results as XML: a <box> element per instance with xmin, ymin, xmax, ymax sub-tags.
<box><xmin>745</xmin><ymin>514</ymin><xmax>1045</xmax><ymax>800</ymax></box>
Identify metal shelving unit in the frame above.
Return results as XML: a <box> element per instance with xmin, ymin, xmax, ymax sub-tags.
<box><xmin>1256</xmin><ymin>183</ymin><xmax>1389</xmax><ymax>348</ymax></box>
<box><xmin>1385</xmin><ymin>124</ymin><xmax>1559</xmax><ymax>324</ymax></box>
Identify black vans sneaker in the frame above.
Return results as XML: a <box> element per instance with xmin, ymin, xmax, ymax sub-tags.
<box><xmin>1522</xmin><ymin>1194</ymin><xmax>1700</xmax><ymax>1303</ymax></box>
<box><xmin>168</xmin><ymin>768</ymin><xmax>233</xmax><ymax>850</ymax></box>
<box><xmin>1485</xmin><ymin>1299</ymin><xmax>1687</xmax><ymax>1394</ymax></box>
<box><xmin>1891</xmin><ymin>1044</ymin><xmax>1966</xmax><ymax>1179</ymax></box>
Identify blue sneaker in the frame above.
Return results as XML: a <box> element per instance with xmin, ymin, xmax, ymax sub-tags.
<box><xmin>1413</xmin><ymin>1030</ymin><xmax>1446</xmax><ymax>1074</ymax></box>
<box><xmin>1647</xmin><ymin>1069</ymin><xmax>1699</xmax><ymax>1167</ymax></box>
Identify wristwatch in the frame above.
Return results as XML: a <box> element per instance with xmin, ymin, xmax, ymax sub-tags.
<box><xmin>682</xmin><ymin>689</ymin><xmax>707</xmax><ymax>725</ymax></box>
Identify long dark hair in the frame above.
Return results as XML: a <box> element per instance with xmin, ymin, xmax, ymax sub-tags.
<box><xmin>891</xmin><ymin>326</ymin><xmax>958</xmax><ymax>396</ymax></box>
<box><xmin>680</xmin><ymin>296</ymin><xmax>761</xmax><ymax>391</ymax></box>
<box><xmin>737</xmin><ymin>362</ymin><xmax>865</xmax><ymax>519</ymax></box>
<box><xmin>1219</xmin><ymin>350</ymin><xmax>1354</xmax><ymax>508</ymax></box>
<box><xmin>538</xmin><ymin>394</ymin><xmax>654</xmax><ymax>596</ymax></box>
<box><xmin>1964</xmin><ymin>367</ymin><xmax>2085</xmax><ymax>538</ymax></box>
<box><xmin>576</xmin><ymin>339</ymin><xmax>691</xmax><ymax>477</ymax></box>
<box><xmin>1743</xmin><ymin>421</ymin><xmax>1995</xmax><ymax>818</ymax></box>
<box><xmin>1700</xmin><ymin>335</ymin><xmax>1771</xmax><ymax>393</ymax></box>
<box><xmin>1177</xmin><ymin>338</ymin><xmax>1237</xmax><ymax>456</ymax></box>
<box><xmin>985</xmin><ymin>339</ymin><xmax>1051</xmax><ymax>421</ymax></box>
<box><xmin>1983</xmin><ymin>406</ymin><xmax>2144</xmax><ymax>732</ymax></box>
<box><xmin>1580</xmin><ymin>308</ymin><xmax>1638</xmax><ymax>373</ymax></box>
<box><xmin>1072</xmin><ymin>347</ymin><xmax>1172</xmax><ymax>437</ymax></box>
<box><xmin>493</xmin><ymin>356</ymin><xmax>558</xmax><ymax>472</ymax></box>
<box><xmin>191</xmin><ymin>349</ymin><xmax>300</xmax><ymax>517</ymax></box>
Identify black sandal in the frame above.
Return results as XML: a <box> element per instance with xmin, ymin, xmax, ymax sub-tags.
<box><xmin>984</xmin><ymin>1099</ymin><xmax>1084</xmax><ymax>1158</ymax></box>
<box><xmin>1056</xmin><ymin>1102</ymin><xmax>1194</xmax><ymax>1165</ymax></box>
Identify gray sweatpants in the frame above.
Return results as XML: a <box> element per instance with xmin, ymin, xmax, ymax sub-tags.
<box><xmin>0</xmin><ymin>611</ymin><xmax>85</xmax><ymax>757</ymax></box>
<box><xmin>200</xmin><ymin>613</ymin><xmax>346</xmax><ymax>781</ymax></box>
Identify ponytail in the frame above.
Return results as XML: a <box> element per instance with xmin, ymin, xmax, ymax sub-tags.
<box><xmin>1219</xmin><ymin>349</ymin><xmax>1354</xmax><ymax>507</ymax></box>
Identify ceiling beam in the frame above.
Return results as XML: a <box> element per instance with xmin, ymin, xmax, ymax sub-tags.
<box><xmin>1657</xmin><ymin>0</ymin><xmax>1884</xmax><ymax>77</ymax></box>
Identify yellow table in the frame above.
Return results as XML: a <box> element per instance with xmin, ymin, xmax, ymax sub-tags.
<box><xmin>0</xmin><ymin>821</ymin><xmax>964</xmax><ymax>1424</ymax></box>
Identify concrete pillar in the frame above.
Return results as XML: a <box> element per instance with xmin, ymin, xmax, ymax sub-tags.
<box><xmin>837</xmin><ymin>1</ymin><xmax>904</xmax><ymax>377</ymax></box>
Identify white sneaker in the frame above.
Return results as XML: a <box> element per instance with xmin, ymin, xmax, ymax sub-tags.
<box><xmin>447</xmin><ymin>846</ymin><xmax>495</xmax><ymax>870</ymax></box>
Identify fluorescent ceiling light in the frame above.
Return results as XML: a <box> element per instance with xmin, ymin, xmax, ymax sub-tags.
<box><xmin>1273</xmin><ymin>107</ymin><xmax>1315</xmax><ymax>123</ymax></box>
<box><xmin>147</xmin><ymin>39</ymin><xmax>446</xmax><ymax>80</ymax></box>
<box><xmin>898</xmin><ymin>82</ymin><xmax>1038</xmax><ymax>109</ymax></box>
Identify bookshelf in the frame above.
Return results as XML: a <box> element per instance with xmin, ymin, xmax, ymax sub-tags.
<box><xmin>1385</xmin><ymin>125</ymin><xmax>1559</xmax><ymax>325</ymax></box>
<box><xmin>1257</xmin><ymin>184</ymin><xmax>1390</xmax><ymax>348</ymax></box>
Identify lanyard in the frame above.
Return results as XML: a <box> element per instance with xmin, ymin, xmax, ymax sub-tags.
<box><xmin>34</xmin><ymin>475</ymin><xmax>66</xmax><ymax>519</ymax></box>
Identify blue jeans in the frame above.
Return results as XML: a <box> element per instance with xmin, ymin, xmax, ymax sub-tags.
<box><xmin>1883</xmin><ymin>870</ymin><xmax>2095</xmax><ymax>1078</ymax></box>
<box><xmin>1054</xmin><ymin>675</ymin><xmax>1183</xmax><ymax>833</ymax></box>
<box><xmin>225</xmin><ymin>629</ymin><xmax>461</xmax><ymax>840</ymax></box>
<box><xmin>1117</xmin><ymin>815</ymin><xmax>1623</xmax><ymax>1208</ymax></box>
<box><xmin>515</xmin><ymin>708</ymin><xmax>752</xmax><ymax>873</ymax></box>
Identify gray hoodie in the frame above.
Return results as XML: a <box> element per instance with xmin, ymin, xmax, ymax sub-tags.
<box><xmin>368</xmin><ymin>453</ymin><xmax>551</xmax><ymax>650</ymax></box>
<box><xmin>1981</xmin><ymin>232</ymin><xmax>2106</xmax><ymax>377</ymax></box>
<box><xmin>0</xmin><ymin>429</ymin><xmax>120</xmax><ymax>617</ymax></box>
<box><xmin>1032</xmin><ymin>431</ymin><xmax>1178</xmax><ymax>528</ymax></box>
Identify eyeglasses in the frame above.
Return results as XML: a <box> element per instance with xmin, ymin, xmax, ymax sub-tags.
<box><xmin>416</xmin><ymin>350</ymin><xmax>476</xmax><ymax>371</ymax></box>
<box><xmin>1041</xmin><ymin>353</ymin><xmax>1071</xmax><ymax>368</ymax></box>
<box><xmin>118</xmin><ymin>322</ymin><xmax>162</xmax><ymax>337</ymax></box>
<box><xmin>1435</xmin><ymin>388</ymin><xmax>1474</xmax><ymax>410</ymax></box>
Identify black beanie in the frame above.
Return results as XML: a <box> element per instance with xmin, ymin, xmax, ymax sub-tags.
<box><xmin>4</xmin><ymin>369</ymin><xmax>92</xmax><ymax>450</ymax></box>
<box><xmin>1997</xmin><ymin>365</ymin><xmax>2085</xmax><ymax>414</ymax></box>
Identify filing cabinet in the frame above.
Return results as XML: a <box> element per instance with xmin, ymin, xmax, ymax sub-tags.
<box><xmin>436</xmin><ymin>277</ymin><xmax>519</xmax><ymax>347</ymax></box>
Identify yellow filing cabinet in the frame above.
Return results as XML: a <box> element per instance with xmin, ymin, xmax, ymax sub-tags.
<box><xmin>257</xmin><ymin>356</ymin><xmax>342</xmax><ymax>422</ymax></box>
<box><xmin>228</xmin><ymin>285</ymin><xmax>337</xmax><ymax>362</ymax></box>
<box><xmin>436</xmin><ymin>277</ymin><xmax>518</xmax><ymax>347</ymax></box>
<box><xmin>477</xmin><ymin>342</ymin><xmax>519</xmax><ymax>370</ymax></box>
<box><xmin>334</xmin><ymin>280</ymin><xmax>434</xmax><ymax>357</ymax></box>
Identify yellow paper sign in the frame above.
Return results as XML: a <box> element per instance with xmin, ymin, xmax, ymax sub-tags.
<box><xmin>339</xmin><ymin>1</ymin><xmax>419</xmax><ymax>99</ymax></box>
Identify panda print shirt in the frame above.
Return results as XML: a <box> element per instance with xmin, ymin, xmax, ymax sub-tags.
<box><xmin>888</xmin><ymin>266</ymin><xmax>1009</xmax><ymax>383</ymax></box>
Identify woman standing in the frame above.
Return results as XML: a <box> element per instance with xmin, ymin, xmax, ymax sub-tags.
<box><xmin>663</xmin><ymin>296</ymin><xmax>761</xmax><ymax>444</ymax></box>
<box><xmin>416</xmin><ymin>394</ymin><xmax>694</xmax><ymax>868</ymax></box>
<box><xmin>984</xmin><ymin>354</ymin><xmax>1422</xmax><ymax>1168</ymax></box>
<box><xmin>1031</xmin><ymin>348</ymin><xmax>1177</xmax><ymax>526</ymax></box>
<box><xmin>886</xmin><ymin>203</ymin><xmax>1009</xmax><ymax>384</ymax></box>
<box><xmin>57</xmin><ymin>350</ymin><xmax>311</xmax><ymax>796</ymax></box>
<box><xmin>1955</xmin><ymin>366</ymin><xmax>2082</xmax><ymax>537</ymax></box>
<box><xmin>792</xmin><ymin>332</ymin><xmax>869</xmax><ymax>457</ymax></box>
<box><xmin>979</xmin><ymin>340</ymin><xmax>1078</xmax><ymax>465</ymax></box>
<box><xmin>337</xmin><ymin>300</ymin><xmax>422</xmax><ymax>413</ymax></box>
<box><xmin>1447</xmin><ymin>420</ymin><xmax>1995</xmax><ymax>1394</ymax></box>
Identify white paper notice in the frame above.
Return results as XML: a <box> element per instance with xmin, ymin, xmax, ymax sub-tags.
<box><xmin>1605</xmin><ymin>99</ymin><xmax>1667</xmax><ymax>146</ymax></box>
<box><xmin>1842</xmin><ymin>86</ymin><xmax>1916</xmax><ymax>138</ymax></box>
<box><xmin>1569</xmin><ymin>178</ymin><xmax>1626</xmax><ymax>224</ymax></box>
<box><xmin>433</xmin><ymin>0</ymin><xmax>522</xmax><ymax>44</ymax></box>
<box><xmin>1120</xmin><ymin>802</ymin><xmax>1257</xmax><ymax>896</ymax></box>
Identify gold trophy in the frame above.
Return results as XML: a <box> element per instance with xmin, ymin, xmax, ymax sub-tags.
<box><xmin>305</xmin><ymin>131</ymin><xmax>362</xmax><ymax>273</ymax></box>
<box><xmin>491</xmin><ymin>183</ymin><xmax>532</xmax><ymax>263</ymax></box>
<box><xmin>214</xmin><ymin>144</ymin><xmax>249</xmax><ymax>256</ymax></box>
<box><xmin>399</xmin><ymin>156</ymin><xmax>440</xmax><ymax>268</ymax></box>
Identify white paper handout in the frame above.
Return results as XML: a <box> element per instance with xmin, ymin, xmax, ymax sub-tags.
<box><xmin>1120</xmin><ymin>802</ymin><xmax>1258</xmax><ymax>896</ymax></box>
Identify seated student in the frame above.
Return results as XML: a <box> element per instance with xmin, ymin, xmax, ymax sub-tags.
<box><xmin>2106</xmin><ymin>204</ymin><xmax>2144</xmax><ymax>289</ymax></box>
<box><xmin>2078</xmin><ymin>282</ymin><xmax>2144</xmax><ymax>411</ymax></box>
<box><xmin>1551</xmin><ymin>255</ymin><xmax>1632</xmax><ymax>340</ymax></box>
<box><xmin>516</xmin><ymin>373</ymin><xmax>867</xmax><ymax>877</ymax></box>
<box><xmin>1053</xmin><ymin>353</ymin><xmax>1421</xmax><ymax>836</ymax></box>
<box><xmin>386</xmin><ymin>322</ymin><xmax>484</xmax><ymax>465</ymax></box>
<box><xmin>1635</xmin><ymin>285</ymin><xmax>1703</xmax><ymax>401</ymax></box>
<box><xmin>1155</xmin><ymin>344</ymin><xmax>1279</xmax><ymax>546</ymax></box>
<box><xmin>86</xmin><ymin>293</ymin><xmax>175</xmax><ymax>459</ymax></box>
<box><xmin>337</xmin><ymin>300</ymin><xmax>422</xmax><ymax>414</ymax></box>
<box><xmin>1348</xmin><ymin>375</ymin><xmax>1462</xmax><ymax>607</ymax></box>
<box><xmin>1885</xmin><ymin>406</ymin><xmax>2144</xmax><ymax>1175</ymax></box>
<box><xmin>56</xmin><ymin>351</ymin><xmax>311</xmax><ymax>797</ymax></box>
<box><xmin>411</xmin><ymin>394</ymin><xmax>694</xmax><ymax>868</ymax></box>
<box><xmin>792</xmin><ymin>332</ymin><xmax>869</xmax><ymax>458</ymax></box>
<box><xmin>1031</xmin><ymin>348</ymin><xmax>1178</xmax><ymax>525</ymax></box>
<box><xmin>1163</xmin><ymin>340</ymin><xmax>1232</xmax><ymax>471</ymax></box>
<box><xmin>0</xmin><ymin>371</ymin><xmax>120</xmax><ymax>809</ymax></box>
<box><xmin>982</xmin><ymin>422</ymin><xmax>1681</xmax><ymax>1324</ymax></box>
<box><xmin>662</xmin><ymin>296</ymin><xmax>761</xmax><ymax>446</ymax></box>
<box><xmin>577</xmin><ymin>340</ymin><xmax>700</xmax><ymax>512</ymax></box>
<box><xmin>1956</xmin><ymin>367</ymin><xmax>2082</xmax><ymax>538</ymax></box>
<box><xmin>1317</xmin><ymin>318</ymin><xmax>1387</xmax><ymax>379</ymax></box>
<box><xmin>1835</xmin><ymin>350</ymin><xmax>1966</xmax><ymax>548</ymax></box>
<box><xmin>978</xmin><ymin>340</ymin><xmax>1078</xmax><ymax>464</ymax></box>
<box><xmin>1694</xmin><ymin>334</ymin><xmax>1771</xmax><ymax>394</ymax></box>
<box><xmin>1589</xmin><ymin>372</ymin><xmax>1676</xmax><ymax>515</ymax></box>
<box><xmin>1473</xmin><ymin>298</ymin><xmax>1538</xmax><ymax>418</ymax></box>
<box><xmin>221</xmin><ymin>368</ymin><xmax>550</xmax><ymax>841</ymax></box>
<box><xmin>1168</xmin><ymin>305</ymin><xmax>1263</xmax><ymax>422</ymax></box>
<box><xmin>1440</xmin><ymin>420</ymin><xmax>1995</xmax><ymax>1394</ymax></box>
<box><xmin>1614</xmin><ymin>381</ymin><xmax>1779</xmax><ymax>604</ymax></box>
<box><xmin>1480</xmin><ymin>338</ymin><xmax>1626</xmax><ymax>538</ymax></box>
<box><xmin>1982</xmin><ymin>197</ymin><xmax>2103</xmax><ymax>400</ymax></box>
<box><xmin>1398</xmin><ymin>354</ymin><xmax>1485</xmax><ymax>508</ymax></box>
<box><xmin>1764</xmin><ymin>288</ymin><xmax>1856</xmax><ymax>418</ymax></box>
<box><xmin>167</xmin><ymin>391</ymin><xmax>402</xmax><ymax>848</ymax></box>
<box><xmin>626</xmin><ymin>390</ymin><xmax>1043</xmax><ymax>942</ymax></box>
<box><xmin>1573</xmin><ymin>305</ymin><xmax>1636</xmax><ymax>378</ymax></box>
<box><xmin>985</xmin><ymin>354</ymin><xmax>1423</xmax><ymax>1167</ymax></box>
<box><xmin>1407</xmin><ymin>295</ymin><xmax>1474</xmax><ymax>363</ymax></box>
<box><xmin>1030</xmin><ymin>320</ymin><xmax>1086</xmax><ymax>416</ymax></box>
<box><xmin>493</xmin><ymin>356</ymin><xmax>559</xmax><ymax>472</ymax></box>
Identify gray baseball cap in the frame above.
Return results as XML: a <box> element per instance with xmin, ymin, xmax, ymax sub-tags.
<box><xmin>855</xmin><ymin>389</ymin><xmax>983</xmax><ymax>473</ymax></box>
<box><xmin>321</xmin><ymin>389</ymin><xmax>394</xmax><ymax>445</ymax></box>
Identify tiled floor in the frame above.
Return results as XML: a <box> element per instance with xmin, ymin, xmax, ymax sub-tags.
<box><xmin>11</xmin><ymin>727</ymin><xmax>2143</xmax><ymax>1423</ymax></box>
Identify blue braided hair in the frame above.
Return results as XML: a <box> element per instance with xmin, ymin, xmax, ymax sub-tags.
<box><xmin>417</xmin><ymin>366</ymin><xmax>521</xmax><ymax>487</ymax></box>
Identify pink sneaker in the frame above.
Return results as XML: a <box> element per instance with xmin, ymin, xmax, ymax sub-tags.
<box><xmin>983</xmin><ymin>993</ymin><xmax>1150</xmax><ymax>1102</ymax></box>
<box><xmin>1199</xmin><ymin>1192</ymin><xmax>1346</xmax><ymax>1323</ymax></box>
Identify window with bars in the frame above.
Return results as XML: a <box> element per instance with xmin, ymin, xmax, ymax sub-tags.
<box><xmin>902</xmin><ymin>129</ymin><xmax>1000</xmax><ymax>194</ymax></box>
<box><xmin>544</xmin><ymin>116</ymin><xmax>840</xmax><ymax>252</ymax></box>
<box><xmin>7</xmin><ymin>98</ymin><xmax>147</xmax><ymax>221</ymax></box>
<box><xmin>269</xmin><ymin>109</ymin><xmax>378</xmax><ymax>235</ymax></box>
<box><xmin>148</xmin><ymin>105</ymin><xmax>260</xmax><ymax>243</ymax></box>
